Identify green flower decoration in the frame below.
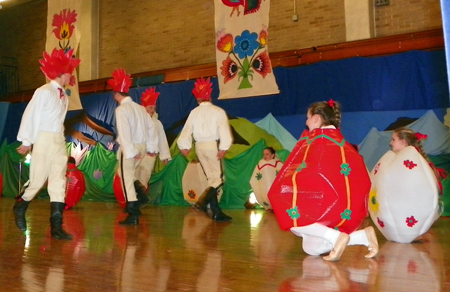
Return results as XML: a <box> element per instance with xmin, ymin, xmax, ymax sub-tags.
<box><xmin>340</xmin><ymin>163</ymin><xmax>351</xmax><ymax>177</ymax></box>
<box><xmin>296</xmin><ymin>161</ymin><xmax>307</xmax><ymax>172</ymax></box>
<box><xmin>340</xmin><ymin>209</ymin><xmax>352</xmax><ymax>220</ymax></box>
<box><xmin>286</xmin><ymin>206</ymin><xmax>300</xmax><ymax>220</ymax></box>
<box><xmin>255</xmin><ymin>173</ymin><xmax>263</xmax><ymax>180</ymax></box>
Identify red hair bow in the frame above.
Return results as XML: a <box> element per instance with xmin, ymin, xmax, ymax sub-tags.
<box><xmin>415</xmin><ymin>132</ymin><xmax>428</xmax><ymax>141</ymax></box>
<box><xmin>327</xmin><ymin>99</ymin><xmax>335</xmax><ymax>107</ymax></box>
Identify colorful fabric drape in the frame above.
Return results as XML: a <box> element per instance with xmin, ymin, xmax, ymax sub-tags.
<box><xmin>214</xmin><ymin>0</ymin><xmax>279</xmax><ymax>99</ymax></box>
<box><xmin>46</xmin><ymin>0</ymin><xmax>82</xmax><ymax>111</ymax></box>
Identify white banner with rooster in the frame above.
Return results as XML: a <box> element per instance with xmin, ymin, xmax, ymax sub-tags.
<box><xmin>46</xmin><ymin>0</ymin><xmax>82</xmax><ymax>111</ymax></box>
<box><xmin>214</xmin><ymin>0</ymin><xmax>279</xmax><ymax>99</ymax></box>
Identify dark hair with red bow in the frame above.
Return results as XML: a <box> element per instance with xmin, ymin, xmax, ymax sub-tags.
<box><xmin>308</xmin><ymin>100</ymin><xmax>342</xmax><ymax>128</ymax></box>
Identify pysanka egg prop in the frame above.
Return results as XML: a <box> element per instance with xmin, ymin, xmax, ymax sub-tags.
<box><xmin>182</xmin><ymin>162</ymin><xmax>222</xmax><ymax>204</ymax></box>
<box><xmin>268</xmin><ymin>129</ymin><xmax>371</xmax><ymax>234</ymax></box>
<box><xmin>369</xmin><ymin>146</ymin><xmax>441</xmax><ymax>243</ymax></box>
<box><xmin>65</xmin><ymin>163</ymin><xmax>86</xmax><ymax>209</ymax></box>
<box><xmin>113</xmin><ymin>173</ymin><xmax>127</xmax><ymax>208</ymax></box>
<box><xmin>250</xmin><ymin>158</ymin><xmax>283</xmax><ymax>210</ymax></box>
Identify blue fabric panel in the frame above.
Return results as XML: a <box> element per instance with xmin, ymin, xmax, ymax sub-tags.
<box><xmin>1</xmin><ymin>50</ymin><xmax>448</xmax><ymax>147</ymax></box>
<box><xmin>1</xmin><ymin>102</ymin><xmax>26</xmax><ymax>145</ymax></box>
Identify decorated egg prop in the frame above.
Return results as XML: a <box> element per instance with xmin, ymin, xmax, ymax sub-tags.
<box><xmin>250</xmin><ymin>158</ymin><xmax>283</xmax><ymax>210</ymax></box>
<box><xmin>369</xmin><ymin>146</ymin><xmax>441</xmax><ymax>243</ymax></box>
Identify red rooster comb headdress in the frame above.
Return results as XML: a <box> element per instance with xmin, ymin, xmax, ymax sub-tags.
<box><xmin>141</xmin><ymin>87</ymin><xmax>160</xmax><ymax>107</ymax></box>
<box><xmin>107</xmin><ymin>68</ymin><xmax>133</xmax><ymax>93</ymax></box>
<box><xmin>192</xmin><ymin>77</ymin><xmax>212</xmax><ymax>101</ymax></box>
<box><xmin>39</xmin><ymin>48</ymin><xmax>80</xmax><ymax>80</ymax></box>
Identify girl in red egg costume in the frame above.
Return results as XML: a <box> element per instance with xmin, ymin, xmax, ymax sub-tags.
<box><xmin>268</xmin><ymin>100</ymin><xmax>378</xmax><ymax>261</ymax></box>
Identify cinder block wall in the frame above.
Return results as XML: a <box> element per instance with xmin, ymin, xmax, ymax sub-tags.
<box><xmin>0</xmin><ymin>0</ymin><xmax>442</xmax><ymax>91</ymax></box>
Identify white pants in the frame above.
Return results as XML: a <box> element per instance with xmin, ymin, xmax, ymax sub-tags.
<box><xmin>22</xmin><ymin>131</ymin><xmax>67</xmax><ymax>203</ymax></box>
<box><xmin>196</xmin><ymin>141</ymin><xmax>223</xmax><ymax>188</ymax></box>
<box><xmin>135</xmin><ymin>154</ymin><xmax>156</xmax><ymax>188</ymax></box>
<box><xmin>117</xmin><ymin>144</ymin><xmax>146</xmax><ymax>202</ymax></box>
<box><xmin>291</xmin><ymin>223</ymin><xmax>370</xmax><ymax>256</ymax></box>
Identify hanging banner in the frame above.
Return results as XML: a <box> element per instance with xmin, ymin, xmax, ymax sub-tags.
<box><xmin>214</xmin><ymin>0</ymin><xmax>279</xmax><ymax>100</ymax></box>
<box><xmin>46</xmin><ymin>0</ymin><xmax>82</xmax><ymax>111</ymax></box>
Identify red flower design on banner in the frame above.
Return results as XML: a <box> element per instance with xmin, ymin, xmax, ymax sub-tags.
<box><xmin>403</xmin><ymin>160</ymin><xmax>417</xmax><ymax>169</ymax></box>
<box><xmin>52</xmin><ymin>8</ymin><xmax>78</xmax><ymax>50</ymax></box>
<box><xmin>252</xmin><ymin>51</ymin><xmax>272</xmax><ymax>78</ymax></box>
<box><xmin>217</xmin><ymin>33</ymin><xmax>233</xmax><ymax>53</ymax></box>
<box><xmin>221</xmin><ymin>56</ymin><xmax>238</xmax><ymax>83</ymax></box>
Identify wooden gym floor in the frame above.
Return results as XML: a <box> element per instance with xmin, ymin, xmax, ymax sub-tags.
<box><xmin>0</xmin><ymin>197</ymin><xmax>449</xmax><ymax>292</ymax></box>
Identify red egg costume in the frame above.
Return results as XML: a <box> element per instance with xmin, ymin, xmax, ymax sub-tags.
<box><xmin>65</xmin><ymin>161</ymin><xmax>86</xmax><ymax>209</ymax></box>
<box><xmin>268</xmin><ymin>128</ymin><xmax>371</xmax><ymax>234</ymax></box>
<box><xmin>113</xmin><ymin>173</ymin><xmax>127</xmax><ymax>208</ymax></box>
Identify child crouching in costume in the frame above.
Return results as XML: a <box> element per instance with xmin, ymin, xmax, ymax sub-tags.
<box><xmin>368</xmin><ymin>127</ymin><xmax>446</xmax><ymax>243</ymax></box>
<box><xmin>268</xmin><ymin>100</ymin><xmax>378</xmax><ymax>261</ymax></box>
<box><xmin>249</xmin><ymin>147</ymin><xmax>283</xmax><ymax>210</ymax></box>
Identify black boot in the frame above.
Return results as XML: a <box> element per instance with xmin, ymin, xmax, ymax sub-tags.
<box><xmin>50</xmin><ymin>202</ymin><xmax>73</xmax><ymax>240</ymax></box>
<box><xmin>209</xmin><ymin>188</ymin><xmax>232</xmax><ymax>222</ymax></box>
<box><xmin>13</xmin><ymin>197</ymin><xmax>29</xmax><ymax>231</ymax></box>
<box><xmin>194</xmin><ymin>186</ymin><xmax>215</xmax><ymax>213</ymax></box>
<box><xmin>134</xmin><ymin>180</ymin><xmax>150</xmax><ymax>208</ymax></box>
<box><xmin>119</xmin><ymin>201</ymin><xmax>141</xmax><ymax>225</ymax></box>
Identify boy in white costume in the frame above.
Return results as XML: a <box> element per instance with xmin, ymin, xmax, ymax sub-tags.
<box><xmin>108</xmin><ymin>68</ymin><xmax>158</xmax><ymax>225</ymax></box>
<box><xmin>14</xmin><ymin>48</ymin><xmax>80</xmax><ymax>240</ymax></box>
<box><xmin>177</xmin><ymin>78</ymin><xmax>232</xmax><ymax>222</ymax></box>
<box><xmin>135</xmin><ymin>87</ymin><xmax>172</xmax><ymax>193</ymax></box>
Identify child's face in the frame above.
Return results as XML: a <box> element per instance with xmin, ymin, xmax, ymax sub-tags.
<box><xmin>390</xmin><ymin>133</ymin><xmax>407</xmax><ymax>153</ymax></box>
<box><xmin>145</xmin><ymin>105</ymin><xmax>156</xmax><ymax>116</ymax></box>
<box><xmin>263</xmin><ymin>149</ymin><xmax>275</xmax><ymax>161</ymax></box>
<box><xmin>306</xmin><ymin>110</ymin><xmax>321</xmax><ymax>131</ymax></box>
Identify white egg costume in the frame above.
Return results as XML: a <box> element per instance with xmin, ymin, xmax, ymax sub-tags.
<box><xmin>249</xmin><ymin>158</ymin><xmax>283</xmax><ymax>210</ymax></box>
<box><xmin>182</xmin><ymin>162</ymin><xmax>223</xmax><ymax>205</ymax></box>
<box><xmin>369</xmin><ymin>146</ymin><xmax>442</xmax><ymax>243</ymax></box>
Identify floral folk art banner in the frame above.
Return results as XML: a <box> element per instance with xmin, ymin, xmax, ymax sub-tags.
<box><xmin>46</xmin><ymin>0</ymin><xmax>82</xmax><ymax>111</ymax></box>
<box><xmin>215</xmin><ymin>0</ymin><xmax>279</xmax><ymax>99</ymax></box>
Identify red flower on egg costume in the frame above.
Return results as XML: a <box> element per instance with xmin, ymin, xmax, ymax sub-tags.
<box><xmin>268</xmin><ymin>128</ymin><xmax>371</xmax><ymax>234</ymax></box>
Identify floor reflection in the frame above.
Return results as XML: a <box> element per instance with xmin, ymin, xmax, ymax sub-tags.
<box><xmin>279</xmin><ymin>256</ymin><xmax>378</xmax><ymax>292</ymax></box>
<box><xmin>375</xmin><ymin>232</ymin><xmax>443</xmax><ymax>292</ymax></box>
<box><xmin>0</xmin><ymin>199</ymin><xmax>449</xmax><ymax>292</ymax></box>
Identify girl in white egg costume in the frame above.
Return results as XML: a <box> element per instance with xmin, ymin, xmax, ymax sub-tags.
<box><xmin>369</xmin><ymin>127</ymin><xmax>446</xmax><ymax>243</ymax></box>
<box><xmin>249</xmin><ymin>147</ymin><xmax>283</xmax><ymax>210</ymax></box>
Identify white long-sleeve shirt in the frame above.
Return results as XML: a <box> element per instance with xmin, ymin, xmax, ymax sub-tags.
<box><xmin>115</xmin><ymin>96</ymin><xmax>158</xmax><ymax>159</ymax></box>
<box><xmin>177</xmin><ymin>101</ymin><xmax>232</xmax><ymax>151</ymax></box>
<box><xmin>151</xmin><ymin>114</ymin><xmax>171</xmax><ymax>161</ymax></box>
<box><xmin>17</xmin><ymin>80</ymin><xmax>68</xmax><ymax>146</ymax></box>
